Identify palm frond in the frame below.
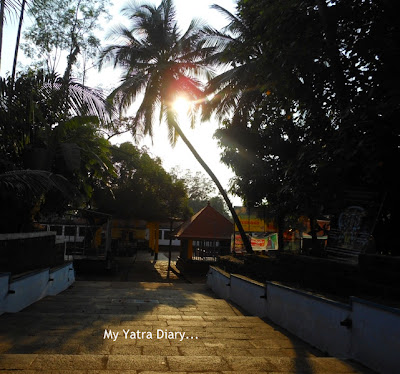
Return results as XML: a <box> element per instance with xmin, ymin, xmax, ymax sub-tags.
<box><xmin>1</xmin><ymin>0</ymin><xmax>23</xmax><ymax>19</ymax></box>
<box><xmin>164</xmin><ymin>105</ymin><xmax>179</xmax><ymax>146</ymax></box>
<box><xmin>38</xmin><ymin>77</ymin><xmax>113</xmax><ymax>124</ymax></box>
<box><xmin>210</xmin><ymin>4</ymin><xmax>241</xmax><ymax>35</ymax></box>
<box><xmin>107</xmin><ymin>71</ymin><xmax>149</xmax><ymax>114</ymax></box>
<box><xmin>0</xmin><ymin>170</ymin><xmax>77</xmax><ymax>200</ymax></box>
<box><xmin>98</xmin><ymin>0</ymin><xmax>215</xmax><ymax>145</ymax></box>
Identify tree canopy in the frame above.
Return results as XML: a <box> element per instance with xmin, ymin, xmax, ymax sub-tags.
<box><xmin>99</xmin><ymin>0</ymin><xmax>212</xmax><ymax>143</ymax></box>
<box><xmin>170</xmin><ymin>167</ymin><xmax>231</xmax><ymax>220</ymax></box>
<box><xmin>207</xmin><ymin>0</ymin><xmax>399</xmax><ymax>253</ymax></box>
<box><xmin>22</xmin><ymin>0</ymin><xmax>110</xmax><ymax>81</ymax></box>
<box><xmin>99</xmin><ymin>0</ymin><xmax>253</xmax><ymax>252</ymax></box>
<box><xmin>93</xmin><ymin>142</ymin><xmax>190</xmax><ymax>222</ymax></box>
<box><xmin>2</xmin><ymin>0</ymin><xmax>398</xmax><ymax>255</ymax></box>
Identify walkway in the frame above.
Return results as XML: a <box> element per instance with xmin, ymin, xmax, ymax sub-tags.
<box><xmin>0</xmin><ymin>253</ymin><xmax>374</xmax><ymax>373</ymax></box>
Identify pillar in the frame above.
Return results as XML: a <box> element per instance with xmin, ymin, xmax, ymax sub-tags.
<box><xmin>187</xmin><ymin>239</ymin><xmax>193</xmax><ymax>260</ymax></box>
<box><xmin>154</xmin><ymin>222</ymin><xmax>159</xmax><ymax>260</ymax></box>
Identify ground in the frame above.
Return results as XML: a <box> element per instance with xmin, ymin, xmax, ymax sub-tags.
<box><xmin>0</xmin><ymin>249</ymin><xmax>376</xmax><ymax>373</ymax></box>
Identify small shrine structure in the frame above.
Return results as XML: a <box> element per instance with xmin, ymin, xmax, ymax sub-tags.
<box><xmin>174</xmin><ymin>203</ymin><xmax>232</xmax><ymax>272</ymax></box>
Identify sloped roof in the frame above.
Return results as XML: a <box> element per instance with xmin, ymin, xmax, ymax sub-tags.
<box><xmin>174</xmin><ymin>203</ymin><xmax>233</xmax><ymax>240</ymax></box>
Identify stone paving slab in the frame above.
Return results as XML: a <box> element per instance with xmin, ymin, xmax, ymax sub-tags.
<box><xmin>0</xmin><ymin>279</ymin><xmax>375</xmax><ymax>373</ymax></box>
<box><xmin>0</xmin><ymin>354</ymin><xmax>374</xmax><ymax>373</ymax></box>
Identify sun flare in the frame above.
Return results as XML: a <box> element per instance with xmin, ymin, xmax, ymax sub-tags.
<box><xmin>172</xmin><ymin>96</ymin><xmax>191</xmax><ymax>114</ymax></box>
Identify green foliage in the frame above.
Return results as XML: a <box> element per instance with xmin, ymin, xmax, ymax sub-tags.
<box><xmin>93</xmin><ymin>142</ymin><xmax>190</xmax><ymax>222</ymax></box>
<box><xmin>170</xmin><ymin>167</ymin><xmax>231</xmax><ymax>219</ymax></box>
<box><xmin>22</xmin><ymin>0</ymin><xmax>110</xmax><ymax>78</ymax></box>
<box><xmin>98</xmin><ymin>0</ymin><xmax>252</xmax><ymax>253</ymax></box>
<box><xmin>99</xmin><ymin>0</ymin><xmax>213</xmax><ymax>144</ymax></box>
<box><xmin>0</xmin><ymin>1</ymin><xmax>23</xmax><ymax>70</ymax></box>
<box><xmin>0</xmin><ymin>169</ymin><xmax>77</xmax><ymax>232</ymax></box>
<box><xmin>208</xmin><ymin>0</ymin><xmax>399</xmax><ymax>253</ymax></box>
<box><xmin>0</xmin><ymin>69</ymin><xmax>115</xmax><ymax>229</ymax></box>
<box><xmin>0</xmin><ymin>70</ymin><xmax>112</xmax><ymax>166</ymax></box>
<box><xmin>170</xmin><ymin>167</ymin><xmax>216</xmax><ymax>200</ymax></box>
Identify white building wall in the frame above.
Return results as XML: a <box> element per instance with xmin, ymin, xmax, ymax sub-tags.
<box><xmin>351</xmin><ymin>297</ymin><xmax>400</xmax><ymax>374</ymax></box>
<box><xmin>0</xmin><ymin>262</ymin><xmax>75</xmax><ymax>314</ymax></box>
<box><xmin>207</xmin><ymin>266</ymin><xmax>400</xmax><ymax>374</ymax></box>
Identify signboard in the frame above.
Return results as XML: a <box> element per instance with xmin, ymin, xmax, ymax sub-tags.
<box><xmin>234</xmin><ymin>206</ymin><xmax>277</xmax><ymax>233</ymax></box>
<box><xmin>328</xmin><ymin>206</ymin><xmax>370</xmax><ymax>251</ymax></box>
<box><xmin>232</xmin><ymin>233</ymin><xmax>278</xmax><ymax>252</ymax></box>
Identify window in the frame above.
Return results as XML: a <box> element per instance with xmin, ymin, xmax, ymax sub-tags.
<box><xmin>50</xmin><ymin>225</ymin><xmax>62</xmax><ymax>235</ymax></box>
<box><xmin>64</xmin><ymin>226</ymin><xmax>76</xmax><ymax>236</ymax></box>
<box><xmin>79</xmin><ymin>227</ymin><xmax>86</xmax><ymax>237</ymax></box>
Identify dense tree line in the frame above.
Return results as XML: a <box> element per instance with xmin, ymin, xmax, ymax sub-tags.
<box><xmin>170</xmin><ymin>167</ymin><xmax>232</xmax><ymax>220</ymax></box>
<box><xmin>1</xmin><ymin>0</ymin><xmax>398</xmax><ymax>255</ymax></box>
<box><xmin>93</xmin><ymin>143</ymin><xmax>191</xmax><ymax>222</ymax></box>
<box><xmin>206</xmin><ymin>0</ymin><xmax>399</xmax><ymax>254</ymax></box>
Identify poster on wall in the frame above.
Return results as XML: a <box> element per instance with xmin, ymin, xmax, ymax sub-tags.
<box><xmin>232</xmin><ymin>206</ymin><xmax>278</xmax><ymax>253</ymax></box>
<box><xmin>234</xmin><ymin>206</ymin><xmax>277</xmax><ymax>233</ymax></box>
<box><xmin>232</xmin><ymin>233</ymin><xmax>278</xmax><ymax>253</ymax></box>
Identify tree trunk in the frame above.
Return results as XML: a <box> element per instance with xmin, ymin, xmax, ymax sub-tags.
<box><xmin>0</xmin><ymin>0</ymin><xmax>5</xmax><ymax>72</ymax></box>
<box><xmin>11</xmin><ymin>0</ymin><xmax>26</xmax><ymax>85</ymax></box>
<box><xmin>63</xmin><ymin>0</ymin><xmax>82</xmax><ymax>82</ymax></box>
<box><xmin>277</xmin><ymin>214</ymin><xmax>284</xmax><ymax>253</ymax></box>
<box><xmin>173</xmin><ymin>122</ymin><xmax>253</xmax><ymax>254</ymax></box>
<box><xmin>309</xmin><ymin>214</ymin><xmax>319</xmax><ymax>256</ymax></box>
<box><xmin>167</xmin><ymin>218</ymin><xmax>172</xmax><ymax>279</ymax></box>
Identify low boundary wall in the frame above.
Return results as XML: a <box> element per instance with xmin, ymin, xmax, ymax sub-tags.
<box><xmin>0</xmin><ymin>231</ymin><xmax>64</xmax><ymax>274</ymax></box>
<box><xmin>0</xmin><ymin>262</ymin><xmax>75</xmax><ymax>314</ymax></box>
<box><xmin>207</xmin><ymin>265</ymin><xmax>400</xmax><ymax>374</ymax></box>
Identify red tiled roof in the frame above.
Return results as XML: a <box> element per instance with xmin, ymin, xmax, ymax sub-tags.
<box><xmin>174</xmin><ymin>204</ymin><xmax>233</xmax><ymax>240</ymax></box>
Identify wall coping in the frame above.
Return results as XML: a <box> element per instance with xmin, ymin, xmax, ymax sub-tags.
<box><xmin>231</xmin><ymin>273</ymin><xmax>265</xmax><ymax>288</ymax></box>
<box><xmin>10</xmin><ymin>262</ymin><xmax>74</xmax><ymax>282</ymax></box>
<box><xmin>208</xmin><ymin>266</ymin><xmax>351</xmax><ymax>311</ymax></box>
<box><xmin>209</xmin><ymin>266</ymin><xmax>231</xmax><ymax>278</ymax></box>
<box><xmin>0</xmin><ymin>231</ymin><xmax>56</xmax><ymax>240</ymax></box>
<box><xmin>350</xmin><ymin>296</ymin><xmax>400</xmax><ymax>315</ymax></box>
<box><xmin>10</xmin><ymin>268</ymin><xmax>50</xmax><ymax>283</ymax></box>
<box><xmin>50</xmin><ymin>261</ymin><xmax>74</xmax><ymax>273</ymax></box>
<box><xmin>265</xmin><ymin>280</ymin><xmax>352</xmax><ymax>310</ymax></box>
<box><xmin>211</xmin><ymin>266</ymin><xmax>400</xmax><ymax>314</ymax></box>
<box><xmin>207</xmin><ymin>266</ymin><xmax>400</xmax><ymax>374</ymax></box>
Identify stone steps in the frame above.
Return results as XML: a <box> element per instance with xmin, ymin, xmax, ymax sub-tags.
<box><xmin>0</xmin><ymin>353</ymin><xmax>372</xmax><ymax>373</ymax></box>
<box><xmin>0</xmin><ymin>281</ymin><xmax>374</xmax><ymax>373</ymax></box>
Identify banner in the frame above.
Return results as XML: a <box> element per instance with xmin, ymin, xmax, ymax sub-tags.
<box><xmin>234</xmin><ymin>206</ymin><xmax>277</xmax><ymax>233</ymax></box>
<box><xmin>232</xmin><ymin>233</ymin><xmax>278</xmax><ymax>252</ymax></box>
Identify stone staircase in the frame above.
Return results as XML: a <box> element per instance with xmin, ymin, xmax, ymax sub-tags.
<box><xmin>0</xmin><ymin>280</ymin><xmax>374</xmax><ymax>373</ymax></box>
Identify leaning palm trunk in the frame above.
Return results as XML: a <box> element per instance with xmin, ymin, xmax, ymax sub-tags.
<box><xmin>0</xmin><ymin>0</ymin><xmax>4</xmax><ymax>71</ymax></box>
<box><xmin>11</xmin><ymin>0</ymin><xmax>26</xmax><ymax>85</ymax></box>
<box><xmin>99</xmin><ymin>0</ymin><xmax>254</xmax><ymax>254</ymax></box>
<box><xmin>173</xmin><ymin>122</ymin><xmax>253</xmax><ymax>254</ymax></box>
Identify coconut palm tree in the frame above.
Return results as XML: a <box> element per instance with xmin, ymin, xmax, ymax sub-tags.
<box><xmin>0</xmin><ymin>70</ymin><xmax>115</xmax><ymax>207</ymax></box>
<box><xmin>10</xmin><ymin>0</ymin><xmax>26</xmax><ymax>84</ymax></box>
<box><xmin>0</xmin><ymin>169</ymin><xmax>78</xmax><ymax>232</ymax></box>
<box><xmin>0</xmin><ymin>169</ymin><xmax>76</xmax><ymax>199</ymax></box>
<box><xmin>0</xmin><ymin>69</ymin><xmax>117</xmax><ymax>231</ymax></box>
<box><xmin>0</xmin><ymin>0</ymin><xmax>21</xmax><ymax>72</ymax></box>
<box><xmin>99</xmin><ymin>0</ymin><xmax>253</xmax><ymax>253</ymax></box>
<box><xmin>0</xmin><ymin>70</ymin><xmax>112</xmax><ymax>162</ymax></box>
<box><xmin>201</xmin><ymin>4</ymin><xmax>265</xmax><ymax>127</ymax></box>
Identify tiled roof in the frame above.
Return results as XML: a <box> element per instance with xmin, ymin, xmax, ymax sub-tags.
<box><xmin>174</xmin><ymin>203</ymin><xmax>233</xmax><ymax>240</ymax></box>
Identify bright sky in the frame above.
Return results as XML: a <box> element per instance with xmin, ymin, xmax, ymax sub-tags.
<box><xmin>1</xmin><ymin>0</ymin><xmax>243</xmax><ymax>206</ymax></box>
